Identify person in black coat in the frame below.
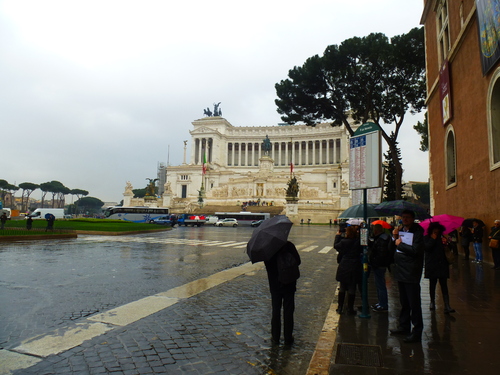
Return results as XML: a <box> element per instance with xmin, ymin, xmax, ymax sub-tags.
<box><xmin>424</xmin><ymin>222</ymin><xmax>455</xmax><ymax>314</ymax></box>
<box><xmin>334</xmin><ymin>226</ymin><xmax>362</xmax><ymax>315</ymax></box>
<box><xmin>390</xmin><ymin>210</ymin><xmax>425</xmax><ymax>343</ymax></box>
<box><xmin>264</xmin><ymin>241</ymin><xmax>301</xmax><ymax>346</ymax></box>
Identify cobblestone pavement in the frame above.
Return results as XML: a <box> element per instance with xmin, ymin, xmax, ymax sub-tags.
<box><xmin>1</xmin><ymin>225</ymin><xmax>339</xmax><ymax>374</ymax></box>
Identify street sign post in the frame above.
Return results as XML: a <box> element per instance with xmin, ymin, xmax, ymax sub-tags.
<box><xmin>349</xmin><ymin>122</ymin><xmax>383</xmax><ymax>319</ymax></box>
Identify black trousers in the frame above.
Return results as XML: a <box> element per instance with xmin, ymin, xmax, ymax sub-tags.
<box><xmin>397</xmin><ymin>281</ymin><xmax>423</xmax><ymax>336</ymax></box>
<box><xmin>270</xmin><ymin>283</ymin><xmax>296</xmax><ymax>342</ymax></box>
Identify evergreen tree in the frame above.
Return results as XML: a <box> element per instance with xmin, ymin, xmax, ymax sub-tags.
<box><xmin>383</xmin><ymin>134</ymin><xmax>404</xmax><ymax>201</ymax></box>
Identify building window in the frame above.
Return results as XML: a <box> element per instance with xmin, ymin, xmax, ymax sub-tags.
<box><xmin>445</xmin><ymin>126</ymin><xmax>457</xmax><ymax>187</ymax></box>
<box><xmin>180</xmin><ymin>175</ymin><xmax>189</xmax><ymax>181</ymax></box>
<box><xmin>181</xmin><ymin>185</ymin><xmax>187</xmax><ymax>198</ymax></box>
<box><xmin>436</xmin><ymin>0</ymin><xmax>451</xmax><ymax>66</ymax></box>
<box><xmin>488</xmin><ymin>68</ymin><xmax>500</xmax><ymax>169</ymax></box>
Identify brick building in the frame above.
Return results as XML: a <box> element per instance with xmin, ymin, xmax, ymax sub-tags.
<box><xmin>421</xmin><ymin>0</ymin><xmax>500</xmax><ymax>242</ymax></box>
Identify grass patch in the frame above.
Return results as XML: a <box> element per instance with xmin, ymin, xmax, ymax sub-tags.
<box><xmin>1</xmin><ymin>218</ymin><xmax>168</xmax><ymax>234</ymax></box>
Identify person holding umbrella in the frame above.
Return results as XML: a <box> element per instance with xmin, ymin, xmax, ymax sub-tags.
<box><xmin>247</xmin><ymin>215</ymin><xmax>301</xmax><ymax>346</ymax></box>
<box><xmin>390</xmin><ymin>209</ymin><xmax>425</xmax><ymax>343</ymax></box>
<box><xmin>424</xmin><ymin>222</ymin><xmax>455</xmax><ymax>314</ymax></box>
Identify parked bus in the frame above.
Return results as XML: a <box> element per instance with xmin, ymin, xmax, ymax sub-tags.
<box><xmin>104</xmin><ymin>206</ymin><xmax>170</xmax><ymax>223</ymax></box>
<box><xmin>214</xmin><ymin>212</ymin><xmax>270</xmax><ymax>226</ymax></box>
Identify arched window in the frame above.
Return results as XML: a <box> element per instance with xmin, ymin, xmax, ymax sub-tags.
<box><xmin>488</xmin><ymin>68</ymin><xmax>500</xmax><ymax>170</ymax></box>
<box><xmin>445</xmin><ymin>126</ymin><xmax>456</xmax><ymax>187</ymax></box>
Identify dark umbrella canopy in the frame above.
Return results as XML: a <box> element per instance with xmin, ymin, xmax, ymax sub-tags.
<box><xmin>338</xmin><ymin>203</ymin><xmax>381</xmax><ymax>219</ymax></box>
<box><xmin>375</xmin><ymin>200</ymin><xmax>430</xmax><ymax>220</ymax></box>
<box><xmin>461</xmin><ymin>218</ymin><xmax>485</xmax><ymax>228</ymax></box>
<box><xmin>247</xmin><ymin>215</ymin><xmax>293</xmax><ymax>263</ymax></box>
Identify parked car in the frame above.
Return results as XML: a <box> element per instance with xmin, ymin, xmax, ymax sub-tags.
<box><xmin>149</xmin><ymin>216</ymin><xmax>172</xmax><ymax>225</ymax></box>
<box><xmin>251</xmin><ymin>219</ymin><xmax>264</xmax><ymax>227</ymax></box>
<box><xmin>215</xmin><ymin>218</ymin><xmax>238</xmax><ymax>227</ymax></box>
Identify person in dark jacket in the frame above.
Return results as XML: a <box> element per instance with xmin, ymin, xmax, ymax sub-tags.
<box><xmin>471</xmin><ymin>220</ymin><xmax>484</xmax><ymax>263</ymax></box>
<box><xmin>390</xmin><ymin>209</ymin><xmax>425</xmax><ymax>343</ymax></box>
<box><xmin>368</xmin><ymin>224</ymin><xmax>392</xmax><ymax>312</ymax></box>
<box><xmin>334</xmin><ymin>226</ymin><xmax>362</xmax><ymax>315</ymax></box>
<box><xmin>264</xmin><ymin>241</ymin><xmax>301</xmax><ymax>346</ymax></box>
<box><xmin>458</xmin><ymin>225</ymin><xmax>472</xmax><ymax>260</ymax></box>
<box><xmin>488</xmin><ymin>220</ymin><xmax>500</xmax><ymax>269</ymax></box>
<box><xmin>424</xmin><ymin>222</ymin><xmax>455</xmax><ymax>314</ymax></box>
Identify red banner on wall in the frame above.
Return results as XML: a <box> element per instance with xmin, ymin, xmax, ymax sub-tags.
<box><xmin>439</xmin><ymin>60</ymin><xmax>452</xmax><ymax>126</ymax></box>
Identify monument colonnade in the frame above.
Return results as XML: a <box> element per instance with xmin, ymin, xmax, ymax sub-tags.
<box><xmin>192</xmin><ymin>137</ymin><xmax>342</xmax><ymax>167</ymax></box>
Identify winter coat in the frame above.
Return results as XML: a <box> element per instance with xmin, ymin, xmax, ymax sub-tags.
<box><xmin>392</xmin><ymin>223</ymin><xmax>425</xmax><ymax>284</ymax></box>
<box><xmin>489</xmin><ymin>226</ymin><xmax>500</xmax><ymax>241</ymax></box>
<box><xmin>471</xmin><ymin>225</ymin><xmax>483</xmax><ymax>243</ymax></box>
<box><xmin>334</xmin><ymin>235</ymin><xmax>362</xmax><ymax>285</ymax></box>
<box><xmin>368</xmin><ymin>232</ymin><xmax>392</xmax><ymax>268</ymax></box>
<box><xmin>265</xmin><ymin>241</ymin><xmax>301</xmax><ymax>293</ymax></box>
<box><xmin>424</xmin><ymin>235</ymin><xmax>450</xmax><ymax>279</ymax></box>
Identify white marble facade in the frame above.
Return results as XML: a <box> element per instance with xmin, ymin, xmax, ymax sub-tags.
<box><xmin>162</xmin><ymin>116</ymin><xmax>353</xmax><ymax>215</ymax></box>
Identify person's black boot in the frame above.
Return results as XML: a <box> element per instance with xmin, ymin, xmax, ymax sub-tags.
<box><xmin>346</xmin><ymin>294</ymin><xmax>357</xmax><ymax>315</ymax></box>
<box><xmin>336</xmin><ymin>291</ymin><xmax>346</xmax><ymax>314</ymax></box>
<box><xmin>443</xmin><ymin>295</ymin><xmax>455</xmax><ymax>313</ymax></box>
<box><xmin>429</xmin><ymin>300</ymin><xmax>436</xmax><ymax>310</ymax></box>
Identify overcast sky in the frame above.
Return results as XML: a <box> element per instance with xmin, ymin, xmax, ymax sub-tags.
<box><xmin>0</xmin><ymin>0</ymin><xmax>428</xmax><ymax>203</ymax></box>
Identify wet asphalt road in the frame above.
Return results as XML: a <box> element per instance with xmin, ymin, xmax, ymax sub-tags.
<box><xmin>0</xmin><ymin>224</ymin><xmax>339</xmax><ymax>374</ymax></box>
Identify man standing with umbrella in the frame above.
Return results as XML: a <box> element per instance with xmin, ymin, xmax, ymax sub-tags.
<box><xmin>247</xmin><ymin>215</ymin><xmax>301</xmax><ymax>346</ymax></box>
<box><xmin>390</xmin><ymin>209</ymin><xmax>425</xmax><ymax>343</ymax></box>
<box><xmin>265</xmin><ymin>241</ymin><xmax>301</xmax><ymax>346</ymax></box>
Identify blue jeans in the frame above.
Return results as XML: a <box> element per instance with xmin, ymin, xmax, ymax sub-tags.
<box><xmin>473</xmin><ymin>242</ymin><xmax>483</xmax><ymax>261</ymax></box>
<box><xmin>373</xmin><ymin>267</ymin><xmax>388</xmax><ymax>309</ymax></box>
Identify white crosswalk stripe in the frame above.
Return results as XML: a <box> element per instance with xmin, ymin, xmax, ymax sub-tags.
<box><xmin>79</xmin><ymin>236</ymin><xmax>336</xmax><ymax>254</ymax></box>
<box><xmin>301</xmin><ymin>246</ymin><xmax>318</xmax><ymax>252</ymax></box>
<box><xmin>319</xmin><ymin>246</ymin><xmax>333</xmax><ymax>254</ymax></box>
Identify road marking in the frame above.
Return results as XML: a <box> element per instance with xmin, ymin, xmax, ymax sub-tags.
<box><xmin>14</xmin><ymin>322</ymin><xmax>113</xmax><ymax>358</ymax></box>
<box><xmin>3</xmin><ymin>262</ymin><xmax>264</xmax><ymax>374</ymax></box>
<box><xmin>301</xmin><ymin>246</ymin><xmax>318</xmax><ymax>252</ymax></box>
<box><xmin>220</xmin><ymin>241</ymin><xmax>247</xmax><ymax>247</ymax></box>
<box><xmin>88</xmin><ymin>296</ymin><xmax>179</xmax><ymax>326</ymax></box>
<box><xmin>319</xmin><ymin>246</ymin><xmax>333</xmax><ymax>254</ymax></box>
<box><xmin>0</xmin><ymin>350</ymin><xmax>42</xmax><ymax>374</ymax></box>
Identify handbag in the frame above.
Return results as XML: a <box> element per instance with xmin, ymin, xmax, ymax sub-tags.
<box><xmin>489</xmin><ymin>238</ymin><xmax>499</xmax><ymax>249</ymax></box>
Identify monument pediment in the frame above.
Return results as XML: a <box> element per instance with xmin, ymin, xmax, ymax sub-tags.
<box><xmin>191</xmin><ymin>126</ymin><xmax>218</xmax><ymax>134</ymax></box>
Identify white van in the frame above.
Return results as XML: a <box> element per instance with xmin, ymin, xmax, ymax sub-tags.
<box><xmin>28</xmin><ymin>208</ymin><xmax>65</xmax><ymax>220</ymax></box>
<box><xmin>205</xmin><ymin>216</ymin><xmax>219</xmax><ymax>225</ymax></box>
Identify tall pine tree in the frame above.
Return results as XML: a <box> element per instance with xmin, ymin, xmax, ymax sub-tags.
<box><xmin>383</xmin><ymin>134</ymin><xmax>404</xmax><ymax>201</ymax></box>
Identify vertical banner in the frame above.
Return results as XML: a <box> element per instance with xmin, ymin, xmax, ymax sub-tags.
<box><xmin>439</xmin><ymin>60</ymin><xmax>452</xmax><ymax>125</ymax></box>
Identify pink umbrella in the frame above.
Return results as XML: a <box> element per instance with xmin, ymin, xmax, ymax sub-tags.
<box><xmin>419</xmin><ymin>214</ymin><xmax>464</xmax><ymax>235</ymax></box>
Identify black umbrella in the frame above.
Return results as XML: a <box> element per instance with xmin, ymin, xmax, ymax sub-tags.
<box><xmin>337</xmin><ymin>203</ymin><xmax>382</xmax><ymax>219</ymax></box>
<box><xmin>246</xmin><ymin>215</ymin><xmax>293</xmax><ymax>263</ymax></box>
<box><xmin>375</xmin><ymin>200</ymin><xmax>430</xmax><ymax>220</ymax></box>
<box><xmin>461</xmin><ymin>218</ymin><xmax>485</xmax><ymax>228</ymax></box>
